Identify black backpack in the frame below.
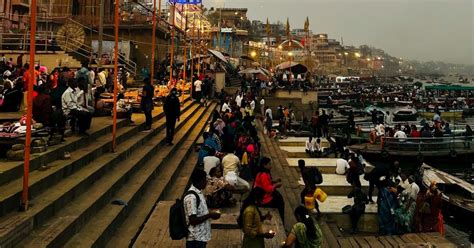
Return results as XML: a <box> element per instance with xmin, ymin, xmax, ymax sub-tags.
<box><xmin>303</xmin><ymin>167</ymin><xmax>323</xmax><ymax>186</ymax></box>
<box><xmin>169</xmin><ymin>190</ymin><xmax>201</xmax><ymax>240</ymax></box>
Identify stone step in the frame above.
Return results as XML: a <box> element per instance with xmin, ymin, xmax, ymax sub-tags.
<box><xmin>0</xmin><ymin>99</ymin><xmax>194</xmax><ymax>218</ymax></box>
<box><xmin>61</xmin><ymin>104</ymin><xmax>215</xmax><ymax>248</ymax></box>
<box><xmin>105</xmin><ymin>145</ymin><xmax>202</xmax><ymax>247</ymax></box>
<box><xmin>278</xmin><ymin>137</ymin><xmax>330</xmax><ymax>147</ymax></box>
<box><xmin>297</xmin><ymin>173</ymin><xmax>376</xmax><ymax>196</ymax></box>
<box><xmin>286</xmin><ymin>158</ymin><xmax>374</xmax><ymax>174</ymax></box>
<box><xmin>0</xmin><ymin>101</ymin><xmax>199</xmax><ymax>247</ymax></box>
<box><xmin>320</xmin><ymin>196</ymin><xmax>379</xmax><ymax>233</ymax></box>
<box><xmin>281</xmin><ymin>146</ymin><xmax>328</xmax><ymax>158</ymax></box>
<box><xmin>0</xmin><ymin>95</ymin><xmax>191</xmax><ymax>189</ymax></box>
<box><xmin>0</xmin><ymin>117</ymin><xmax>128</xmax><ymax>187</ymax></box>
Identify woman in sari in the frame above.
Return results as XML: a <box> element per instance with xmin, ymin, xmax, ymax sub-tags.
<box><xmin>283</xmin><ymin>206</ymin><xmax>323</xmax><ymax>248</ymax></box>
<box><xmin>414</xmin><ymin>182</ymin><xmax>444</xmax><ymax>234</ymax></box>
<box><xmin>377</xmin><ymin>181</ymin><xmax>398</xmax><ymax>235</ymax></box>
<box><xmin>239</xmin><ymin>187</ymin><xmax>275</xmax><ymax>248</ymax></box>
<box><xmin>394</xmin><ymin>176</ymin><xmax>418</xmax><ymax>234</ymax></box>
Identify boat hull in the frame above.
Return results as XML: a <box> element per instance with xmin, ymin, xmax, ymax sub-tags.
<box><xmin>393</xmin><ymin>113</ymin><xmax>418</xmax><ymax>122</ymax></box>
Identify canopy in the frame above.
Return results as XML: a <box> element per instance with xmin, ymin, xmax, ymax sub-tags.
<box><xmin>365</xmin><ymin>105</ymin><xmax>387</xmax><ymax>115</ymax></box>
<box><xmin>425</xmin><ymin>85</ymin><xmax>474</xmax><ymax>91</ymax></box>
<box><xmin>275</xmin><ymin>61</ymin><xmax>308</xmax><ymax>74</ymax></box>
<box><xmin>208</xmin><ymin>49</ymin><xmax>227</xmax><ymax>62</ymax></box>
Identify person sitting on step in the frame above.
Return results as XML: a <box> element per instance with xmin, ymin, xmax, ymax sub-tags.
<box><xmin>253</xmin><ymin>156</ymin><xmax>285</xmax><ymax>225</ymax></box>
<box><xmin>203</xmin><ymin>166</ymin><xmax>236</xmax><ymax>208</ymax></box>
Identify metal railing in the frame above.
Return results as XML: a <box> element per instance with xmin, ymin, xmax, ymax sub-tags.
<box><xmin>383</xmin><ymin>136</ymin><xmax>473</xmax><ymax>153</ymax></box>
<box><xmin>0</xmin><ymin>30</ymin><xmax>137</xmax><ymax>76</ymax></box>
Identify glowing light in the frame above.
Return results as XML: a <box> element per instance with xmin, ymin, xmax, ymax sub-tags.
<box><xmin>251</xmin><ymin>51</ymin><xmax>257</xmax><ymax>57</ymax></box>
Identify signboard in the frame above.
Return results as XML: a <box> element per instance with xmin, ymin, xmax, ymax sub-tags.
<box><xmin>171</xmin><ymin>0</ymin><xmax>202</xmax><ymax>4</ymax></box>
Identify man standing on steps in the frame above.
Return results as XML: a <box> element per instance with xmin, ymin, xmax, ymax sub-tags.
<box><xmin>184</xmin><ymin>169</ymin><xmax>221</xmax><ymax>248</ymax></box>
<box><xmin>164</xmin><ymin>88</ymin><xmax>180</xmax><ymax>146</ymax></box>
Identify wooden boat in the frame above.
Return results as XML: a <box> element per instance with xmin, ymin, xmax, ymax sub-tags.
<box><xmin>420</xmin><ymin>164</ymin><xmax>474</xmax><ymax>223</ymax></box>
<box><xmin>349</xmin><ymin>136</ymin><xmax>474</xmax><ymax>161</ymax></box>
<box><xmin>419</xmin><ymin>110</ymin><xmax>463</xmax><ymax>119</ymax></box>
<box><xmin>462</xmin><ymin>107</ymin><xmax>474</xmax><ymax>117</ymax></box>
<box><xmin>337</xmin><ymin>105</ymin><xmax>366</xmax><ymax>117</ymax></box>
<box><xmin>393</xmin><ymin>107</ymin><xmax>418</xmax><ymax>121</ymax></box>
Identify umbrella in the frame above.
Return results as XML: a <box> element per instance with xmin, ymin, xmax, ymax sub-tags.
<box><xmin>208</xmin><ymin>49</ymin><xmax>228</xmax><ymax>62</ymax></box>
<box><xmin>275</xmin><ymin>61</ymin><xmax>308</xmax><ymax>74</ymax></box>
<box><xmin>240</xmin><ymin>55</ymin><xmax>255</xmax><ymax>61</ymax></box>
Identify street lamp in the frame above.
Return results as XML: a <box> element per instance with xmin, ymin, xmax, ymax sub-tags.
<box><xmin>344</xmin><ymin>52</ymin><xmax>348</xmax><ymax>56</ymax></box>
<box><xmin>251</xmin><ymin>51</ymin><xmax>257</xmax><ymax>57</ymax></box>
<box><xmin>355</xmin><ymin>52</ymin><xmax>361</xmax><ymax>58</ymax></box>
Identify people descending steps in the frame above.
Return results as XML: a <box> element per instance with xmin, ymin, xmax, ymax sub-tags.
<box><xmin>163</xmin><ymin>87</ymin><xmax>180</xmax><ymax>146</ymax></box>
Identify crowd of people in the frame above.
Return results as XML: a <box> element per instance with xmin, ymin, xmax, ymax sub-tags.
<box><xmin>366</xmin><ymin>110</ymin><xmax>473</xmax><ymax>147</ymax></box>
<box><xmin>334</xmin><ymin>152</ymin><xmax>445</xmax><ymax>236</ymax></box>
<box><xmin>181</xmin><ymin>89</ymin><xmax>326</xmax><ymax>248</ymax></box>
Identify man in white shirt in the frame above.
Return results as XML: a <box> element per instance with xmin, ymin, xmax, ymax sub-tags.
<box><xmin>184</xmin><ymin>170</ymin><xmax>220</xmax><ymax>247</ymax></box>
<box><xmin>264</xmin><ymin>107</ymin><xmax>272</xmax><ymax>120</ymax></box>
<box><xmin>62</xmin><ymin>80</ymin><xmax>92</xmax><ymax>135</ymax></box>
<box><xmin>222</xmin><ymin>153</ymin><xmax>249</xmax><ymax>190</ymax></box>
<box><xmin>2</xmin><ymin>70</ymin><xmax>13</xmax><ymax>89</ymax></box>
<box><xmin>249</xmin><ymin>99</ymin><xmax>255</xmax><ymax>112</ymax></box>
<box><xmin>406</xmin><ymin>176</ymin><xmax>420</xmax><ymax>200</ymax></box>
<box><xmin>305</xmin><ymin>137</ymin><xmax>314</xmax><ymax>154</ymax></box>
<box><xmin>335</xmin><ymin>158</ymin><xmax>350</xmax><ymax>175</ymax></box>
<box><xmin>203</xmin><ymin>155</ymin><xmax>220</xmax><ymax>175</ymax></box>
<box><xmin>235</xmin><ymin>93</ymin><xmax>243</xmax><ymax>108</ymax></box>
<box><xmin>194</xmin><ymin>79</ymin><xmax>203</xmax><ymax>102</ymax></box>
<box><xmin>375</xmin><ymin>123</ymin><xmax>385</xmax><ymax>137</ymax></box>
<box><xmin>393</xmin><ymin>127</ymin><xmax>407</xmax><ymax>141</ymax></box>
<box><xmin>221</xmin><ymin>101</ymin><xmax>231</xmax><ymax>113</ymax></box>
<box><xmin>259</xmin><ymin>98</ymin><xmax>265</xmax><ymax>116</ymax></box>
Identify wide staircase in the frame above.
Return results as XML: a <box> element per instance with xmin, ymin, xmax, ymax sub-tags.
<box><xmin>0</xmin><ymin>95</ymin><xmax>217</xmax><ymax>247</ymax></box>
<box><xmin>278</xmin><ymin>137</ymin><xmax>379</xmax><ymax>233</ymax></box>
<box><xmin>276</xmin><ymin>136</ymin><xmax>456</xmax><ymax>247</ymax></box>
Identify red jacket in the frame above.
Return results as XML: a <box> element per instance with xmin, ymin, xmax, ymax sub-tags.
<box><xmin>254</xmin><ymin>171</ymin><xmax>275</xmax><ymax>204</ymax></box>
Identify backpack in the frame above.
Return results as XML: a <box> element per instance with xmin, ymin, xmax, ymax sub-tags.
<box><xmin>169</xmin><ymin>190</ymin><xmax>201</xmax><ymax>240</ymax></box>
<box><xmin>303</xmin><ymin>167</ymin><xmax>323</xmax><ymax>186</ymax></box>
<box><xmin>313</xmin><ymin>167</ymin><xmax>323</xmax><ymax>184</ymax></box>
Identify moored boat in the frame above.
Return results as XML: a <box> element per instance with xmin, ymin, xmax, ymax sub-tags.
<box><xmin>420</xmin><ymin>164</ymin><xmax>474</xmax><ymax>223</ymax></box>
<box><xmin>393</xmin><ymin>107</ymin><xmax>418</xmax><ymax>121</ymax></box>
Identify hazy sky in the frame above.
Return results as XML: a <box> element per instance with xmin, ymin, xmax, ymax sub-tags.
<box><xmin>205</xmin><ymin>0</ymin><xmax>473</xmax><ymax>65</ymax></box>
